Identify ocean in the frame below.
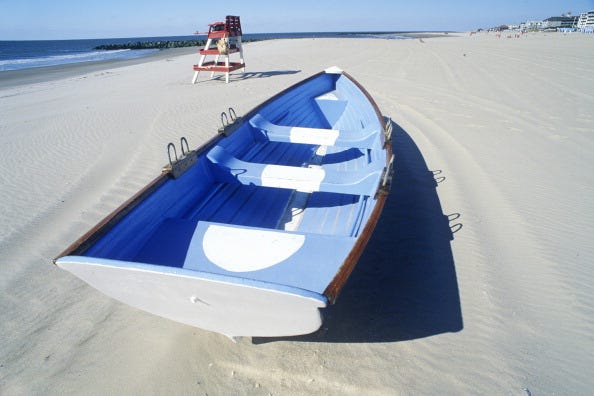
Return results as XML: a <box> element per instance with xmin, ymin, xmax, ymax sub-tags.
<box><xmin>0</xmin><ymin>32</ymin><xmax>411</xmax><ymax>72</ymax></box>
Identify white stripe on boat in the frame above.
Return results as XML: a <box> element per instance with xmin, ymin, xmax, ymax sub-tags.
<box><xmin>288</xmin><ymin>126</ymin><xmax>340</xmax><ymax>145</ymax></box>
<box><xmin>315</xmin><ymin>92</ymin><xmax>339</xmax><ymax>100</ymax></box>
<box><xmin>324</xmin><ymin>66</ymin><xmax>343</xmax><ymax>74</ymax></box>
<box><xmin>261</xmin><ymin>164</ymin><xmax>326</xmax><ymax>192</ymax></box>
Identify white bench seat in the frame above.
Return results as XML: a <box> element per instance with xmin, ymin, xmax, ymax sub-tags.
<box><xmin>249</xmin><ymin>114</ymin><xmax>380</xmax><ymax>149</ymax></box>
<box><xmin>207</xmin><ymin>145</ymin><xmax>382</xmax><ymax>196</ymax></box>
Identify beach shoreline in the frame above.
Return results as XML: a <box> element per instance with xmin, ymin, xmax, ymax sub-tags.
<box><xmin>0</xmin><ymin>47</ymin><xmax>197</xmax><ymax>89</ymax></box>
<box><xmin>1</xmin><ymin>33</ymin><xmax>593</xmax><ymax>395</ymax></box>
<box><xmin>0</xmin><ymin>32</ymin><xmax>459</xmax><ymax>89</ymax></box>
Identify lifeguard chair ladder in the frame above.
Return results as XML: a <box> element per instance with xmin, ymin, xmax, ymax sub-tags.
<box><xmin>192</xmin><ymin>16</ymin><xmax>245</xmax><ymax>84</ymax></box>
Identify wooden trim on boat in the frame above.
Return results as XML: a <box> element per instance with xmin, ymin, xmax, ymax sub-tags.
<box><xmin>323</xmin><ymin>188</ymin><xmax>389</xmax><ymax>303</ymax></box>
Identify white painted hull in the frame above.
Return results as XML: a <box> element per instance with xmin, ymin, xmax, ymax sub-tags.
<box><xmin>57</xmin><ymin>257</ymin><xmax>326</xmax><ymax>337</ymax></box>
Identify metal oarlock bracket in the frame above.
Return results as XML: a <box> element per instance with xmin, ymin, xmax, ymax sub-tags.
<box><xmin>180</xmin><ymin>136</ymin><xmax>190</xmax><ymax>156</ymax></box>
<box><xmin>383</xmin><ymin>116</ymin><xmax>393</xmax><ymax>148</ymax></box>
<box><xmin>163</xmin><ymin>136</ymin><xmax>198</xmax><ymax>179</ymax></box>
<box><xmin>167</xmin><ymin>142</ymin><xmax>178</xmax><ymax>165</ymax></box>
<box><xmin>376</xmin><ymin>154</ymin><xmax>395</xmax><ymax>197</ymax></box>
<box><xmin>217</xmin><ymin>107</ymin><xmax>243</xmax><ymax>136</ymax></box>
<box><xmin>220</xmin><ymin>111</ymin><xmax>229</xmax><ymax>129</ymax></box>
<box><xmin>228</xmin><ymin>107</ymin><xmax>237</xmax><ymax>121</ymax></box>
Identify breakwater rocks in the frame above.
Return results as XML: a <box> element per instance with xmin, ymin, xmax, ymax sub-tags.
<box><xmin>94</xmin><ymin>40</ymin><xmax>206</xmax><ymax>50</ymax></box>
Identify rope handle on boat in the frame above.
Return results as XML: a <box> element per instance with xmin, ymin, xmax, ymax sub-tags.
<box><xmin>180</xmin><ymin>136</ymin><xmax>190</xmax><ymax>156</ymax></box>
<box><xmin>167</xmin><ymin>142</ymin><xmax>178</xmax><ymax>166</ymax></box>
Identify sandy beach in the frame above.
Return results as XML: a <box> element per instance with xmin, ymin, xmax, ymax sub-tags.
<box><xmin>1</xmin><ymin>32</ymin><xmax>593</xmax><ymax>394</ymax></box>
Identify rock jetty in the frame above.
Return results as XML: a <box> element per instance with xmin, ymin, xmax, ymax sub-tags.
<box><xmin>94</xmin><ymin>40</ymin><xmax>205</xmax><ymax>50</ymax></box>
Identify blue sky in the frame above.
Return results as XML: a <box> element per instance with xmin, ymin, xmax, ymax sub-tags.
<box><xmin>1</xmin><ymin>0</ymin><xmax>593</xmax><ymax>40</ymax></box>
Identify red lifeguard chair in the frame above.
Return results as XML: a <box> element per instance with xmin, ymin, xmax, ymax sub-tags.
<box><xmin>192</xmin><ymin>16</ymin><xmax>245</xmax><ymax>84</ymax></box>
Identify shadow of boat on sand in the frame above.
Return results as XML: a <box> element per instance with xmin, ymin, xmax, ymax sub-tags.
<box><xmin>254</xmin><ymin>122</ymin><xmax>463</xmax><ymax>344</ymax></box>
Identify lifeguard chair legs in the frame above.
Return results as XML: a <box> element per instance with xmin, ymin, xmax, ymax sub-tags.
<box><xmin>192</xmin><ymin>16</ymin><xmax>245</xmax><ymax>84</ymax></box>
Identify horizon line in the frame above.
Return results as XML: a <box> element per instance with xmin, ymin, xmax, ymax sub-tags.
<box><xmin>1</xmin><ymin>30</ymin><xmax>461</xmax><ymax>42</ymax></box>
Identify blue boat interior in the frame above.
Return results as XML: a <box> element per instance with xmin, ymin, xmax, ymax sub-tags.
<box><xmin>81</xmin><ymin>72</ymin><xmax>387</xmax><ymax>294</ymax></box>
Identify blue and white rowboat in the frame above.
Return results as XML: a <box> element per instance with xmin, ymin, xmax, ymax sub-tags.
<box><xmin>54</xmin><ymin>67</ymin><xmax>394</xmax><ymax>337</ymax></box>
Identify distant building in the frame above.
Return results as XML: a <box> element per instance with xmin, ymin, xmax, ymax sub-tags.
<box><xmin>520</xmin><ymin>20</ymin><xmax>543</xmax><ymax>30</ymax></box>
<box><xmin>577</xmin><ymin>11</ymin><xmax>594</xmax><ymax>28</ymax></box>
<box><xmin>542</xmin><ymin>16</ymin><xmax>579</xmax><ymax>29</ymax></box>
<box><xmin>576</xmin><ymin>10</ymin><xmax>594</xmax><ymax>33</ymax></box>
<box><xmin>504</xmin><ymin>10</ymin><xmax>594</xmax><ymax>33</ymax></box>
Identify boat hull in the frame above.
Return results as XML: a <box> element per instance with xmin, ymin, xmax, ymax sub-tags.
<box><xmin>55</xmin><ymin>67</ymin><xmax>393</xmax><ymax>337</ymax></box>
<box><xmin>58</xmin><ymin>257</ymin><xmax>327</xmax><ymax>337</ymax></box>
